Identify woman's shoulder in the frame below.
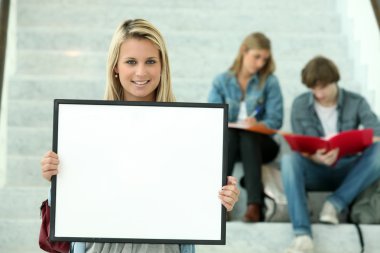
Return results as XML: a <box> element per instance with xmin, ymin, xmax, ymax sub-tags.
<box><xmin>214</xmin><ymin>71</ymin><xmax>235</xmax><ymax>84</ymax></box>
<box><xmin>263</xmin><ymin>74</ymin><xmax>281</xmax><ymax>90</ymax></box>
<box><xmin>265</xmin><ymin>74</ymin><xmax>279</xmax><ymax>85</ymax></box>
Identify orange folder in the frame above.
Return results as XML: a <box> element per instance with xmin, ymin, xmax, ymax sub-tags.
<box><xmin>282</xmin><ymin>129</ymin><xmax>374</xmax><ymax>159</ymax></box>
<box><xmin>228</xmin><ymin>122</ymin><xmax>277</xmax><ymax>135</ymax></box>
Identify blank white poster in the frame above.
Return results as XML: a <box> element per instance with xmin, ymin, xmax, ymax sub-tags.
<box><xmin>52</xmin><ymin>101</ymin><xmax>226</xmax><ymax>244</ymax></box>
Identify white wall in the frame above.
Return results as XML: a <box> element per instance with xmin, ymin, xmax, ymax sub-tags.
<box><xmin>337</xmin><ymin>0</ymin><xmax>380</xmax><ymax>116</ymax></box>
<box><xmin>0</xmin><ymin>0</ymin><xmax>17</xmax><ymax>187</ymax></box>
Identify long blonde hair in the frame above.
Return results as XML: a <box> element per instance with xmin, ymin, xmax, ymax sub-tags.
<box><xmin>229</xmin><ymin>32</ymin><xmax>275</xmax><ymax>86</ymax></box>
<box><xmin>105</xmin><ymin>19</ymin><xmax>175</xmax><ymax>102</ymax></box>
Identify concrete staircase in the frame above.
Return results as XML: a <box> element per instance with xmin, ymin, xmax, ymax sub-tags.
<box><xmin>1</xmin><ymin>0</ymin><xmax>378</xmax><ymax>252</ymax></box>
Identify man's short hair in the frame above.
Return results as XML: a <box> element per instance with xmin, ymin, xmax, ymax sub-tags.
<box><xmin>301</xmin><ymin>56</ymin><xmax>340</xmax><ymax>88</ymax></box>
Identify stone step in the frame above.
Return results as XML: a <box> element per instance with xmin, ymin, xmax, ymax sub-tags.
<box><xmin>17</xmin><ymin>28</ymin><xmax>347</xmax><ymax>57</ymax></box>
<box><xmin>7</xmin><ymin>127</ymin><xmax>52</xmax><ymax>157</ymax></box>
<box><xmin>0</xmin><ymin>248</ymin><xmax>41</xmax><ymax>253</ymax></box>
<box><xmin>0</xmin><ymin>219</ymin><xmax>41</xmax><ymax>252</ymax></box>
<box><xmin>18</xmin><ymin>0</ymin><xmax>335</xmax><ymax>12</ymax></box>
<box><xmin>17</xmin><ymin>6</ymin><xmax>340</xmax><ymax>34</ymax></box>
<box><xmin>197</xmin><ymin>223</ymin><xmax>379</xmax><ymax>253</ymax></box>
<box><xmin>15</xmin><ymin>51</ymin><xmax>354</xmax><ymax>81</ymax></box>
<box><xmin>0</xmin><ymin>218</ymin><xmax>378</xmax><ymax>253</ymax></box>
<box><xmin>0</xmin><ymin>187</ymin><xmax>48</xmax><ymax>219</ymax></box>
<box><xmin>8</xmin><ymin>100</ymin><xmax>53</xmax><ymax>128</ymax></box>
<box><xmin>6</xmin><ymin>156</ymin><xmax>48</xmax><ymax>187</ymax></box>
<box><xmin>8</xmin><ymin>75</ymin><xmax>105</xmax><ymax>100</ymax></box>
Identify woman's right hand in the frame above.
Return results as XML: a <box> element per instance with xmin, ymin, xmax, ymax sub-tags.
<box><xmin>243</xmin><ymin>116</ymin><xmax>257</xmax><ymax>127</ymax></box>
<box><xmin>41</xmin><ymin>151</ymin><xmax>59</xmax><ymax>181</ymax></box>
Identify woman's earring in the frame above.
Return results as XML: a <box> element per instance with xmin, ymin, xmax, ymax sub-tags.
<box><xmin>114</xmin><ymin>73</ymin><xmax>118</xmax><ymax>78</ymax></box>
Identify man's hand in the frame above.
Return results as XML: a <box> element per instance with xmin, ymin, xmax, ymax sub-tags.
<box><xmin>309</xmin><ymin>148</ymin><xmax>339</xmax><ymax>166</ymax></box>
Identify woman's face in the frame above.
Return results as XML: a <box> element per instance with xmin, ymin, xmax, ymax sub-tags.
<box><xmin>115</xmin><ymin>38</ymin><xmax>161</xmax><ymax>102</ymax></box>
<box><xmin>241</xmin><ymin>48</ymin><xmax>270</xmax><ymax>75</ymax></box>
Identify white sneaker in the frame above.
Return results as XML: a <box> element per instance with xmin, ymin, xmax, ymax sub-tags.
<box><xmin>285</xmin><ymin>235</ymin><xmax>314</xmax><ymax>253</ymax></box>
<box><xmin>319</xmin><ymin>201</ymin><xmax>339</xmax><ymax>224</ymax></box>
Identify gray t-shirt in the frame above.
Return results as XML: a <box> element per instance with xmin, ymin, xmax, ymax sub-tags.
<box><xmin>85</xmin><ymin>243</ymin><xmax>180</xmax><ymax>253</ymax></box>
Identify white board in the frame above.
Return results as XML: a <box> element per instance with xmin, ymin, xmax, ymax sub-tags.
<box><xmin>50</xmin><ymin>100</ymin><xmax>227</xmax><ymax>245</ymax></box>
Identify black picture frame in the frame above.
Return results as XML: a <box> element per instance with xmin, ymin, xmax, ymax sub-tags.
<box><xmin>50</xmin><ymin>99</ymin><xmax>228</xmax><ymax>245</ymax></box>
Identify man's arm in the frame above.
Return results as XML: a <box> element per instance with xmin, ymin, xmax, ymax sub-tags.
<box><xmin>358</xmin><ymin>98</ymin><xmax>380</xmax><ymax>136</ymax></box>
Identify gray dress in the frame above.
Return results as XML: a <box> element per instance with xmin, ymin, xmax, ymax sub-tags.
<box><xmin>85</xmin><ymin>243</ymin><xmax>180</xmax><ymax>253</ymax></box>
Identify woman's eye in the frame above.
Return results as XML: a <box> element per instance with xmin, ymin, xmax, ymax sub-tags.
<box><xmin>126</xmin><ymin>60</ymin><xmax>136</xmax><ymax>65</ymax></box>
<box><xmin>146</xmin><ymin>59</ymin><xmax>156</xmax><ymax>64</ymax></box>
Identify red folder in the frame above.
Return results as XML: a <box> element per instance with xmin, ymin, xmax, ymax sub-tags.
<box><xmin>283</xmin><ymin>129</ymin><xmax>374</xmax><ymax>158</ymax></box>
<box><xmin>228</xmin><ymin>122</ymin><xmax>277</xmax><ymax>135</ymax></box>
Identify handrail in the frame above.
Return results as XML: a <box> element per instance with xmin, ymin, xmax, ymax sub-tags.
<box><xmin>371</xmin><ymin>0</ymin><xmax>380</xmax><ymax>29</ymax></box>
<box><xmin>0</xmin><ymin>0</ymin><xmax>10</xmax><ymax>114</ymax></box>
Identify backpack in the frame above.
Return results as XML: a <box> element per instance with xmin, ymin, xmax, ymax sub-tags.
<box><xmin>350</xmin><ymin>179</ymin><xmax>380</xmax><ymax>224</ymax></box>
<box><xmin>262</xmin><ymin>164</ymin><xmax>290</xmax><ymax>222</ymax></box>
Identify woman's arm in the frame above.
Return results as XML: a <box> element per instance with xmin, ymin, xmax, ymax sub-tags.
<box><xmin>208</xmin><ymin>75</ymin><xmax>225</xmax><ymax>103</ymax></box>
<box><xmin>260</xmin><ymin>76</ymin><xmax>283</xmax><ymax>130</ymax></box>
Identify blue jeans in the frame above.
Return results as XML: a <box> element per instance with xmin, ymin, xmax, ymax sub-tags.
<box><xmin>281</xmin><ymin>142</ymin><xmax>380</xmax><ymax>236</ymax></box>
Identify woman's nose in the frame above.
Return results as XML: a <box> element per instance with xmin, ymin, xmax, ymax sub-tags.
<box><xmin>135</xmin><ymin>64</ymin><xmax>147</xmax><ymax>76</ymax></box>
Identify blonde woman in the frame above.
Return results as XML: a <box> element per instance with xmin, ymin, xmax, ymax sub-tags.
<box><xmin>208</xmin><ymin>32</ymin><xmax>283</xmax><ymax>222</ymax></box>
<box><xmin>41</xmin><ymin>19</ymin><xmax>240</xmax><ymax>253</ymax></box>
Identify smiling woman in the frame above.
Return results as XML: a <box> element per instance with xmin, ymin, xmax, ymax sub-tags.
<box><xmin>40</xmin><ymin>18</ymin><xmax>240</xmax><ymax>253</ymax></box>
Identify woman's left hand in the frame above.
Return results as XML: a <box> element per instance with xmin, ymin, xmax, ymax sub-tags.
<box><xmin>219</xmin><ymin>176</ymin><xmax>240</xmax><ymax>211</ymax></box>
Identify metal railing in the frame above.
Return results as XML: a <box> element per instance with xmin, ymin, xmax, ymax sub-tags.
<box><xmin>0</xmin><ymin>0</ymin><xmax>10</xmax><ymax>116</ymax></box>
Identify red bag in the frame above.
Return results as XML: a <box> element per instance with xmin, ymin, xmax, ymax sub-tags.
<box><xmin>39</xmin><ymin>199</ymin><xmax>71</xmax><ymax>253</ymax></box>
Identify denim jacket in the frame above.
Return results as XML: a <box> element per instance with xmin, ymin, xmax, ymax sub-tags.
<box><xmin>47</xmin><ymin>192</ymin><xmax>195</xmax><ymax>253</ymax></box>
<box><xmin>291</xmin><ymin>88</ymin><xmax>380</xmax><ymax>136</ymax></box>
<box><xmin>208</xmin><ymin>71</ymin><xmax>283</xmax><ymax>130</ymax></box>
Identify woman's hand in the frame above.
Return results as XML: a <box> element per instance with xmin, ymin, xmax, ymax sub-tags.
<box><xmin>244</xmin><ymin>117</ymin><xmax>257</xmax><ymax>127</ymax></box>
<box><xmin>40</xmin><ymin>151</ymin><xmax>59</xmax><ymax>181</ymax></box>
<box><xmin>219</xmin><ymin>176</ymin><xmax>240</xmax><ymax>211</ymax></box>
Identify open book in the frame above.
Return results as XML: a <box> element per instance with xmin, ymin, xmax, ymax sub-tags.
<box><xmin>228</xmin><ymin>122</ymin><xmax>277</xmax><ymax>135</ymax></box>
<box><xmin>283</xmin><ymin>129</ymin><xmax>374</xmax><ymax>158</ymax></box>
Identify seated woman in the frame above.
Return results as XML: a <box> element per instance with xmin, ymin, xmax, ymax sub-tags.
<box><xmin>208</xmin><ymin>32</ymin><xmax>283</xmax><ymax>222</ymax></box>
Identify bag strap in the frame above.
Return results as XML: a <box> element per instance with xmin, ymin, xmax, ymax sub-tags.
<box><xmin>354</xmin><ymin>223</ymin><xmax>365</xmax><ymax>253</ymax></box>
<box><xmin>263</xmin><ymin>192</ymin><xmax>277</xmax><ymax>222</ymax></box>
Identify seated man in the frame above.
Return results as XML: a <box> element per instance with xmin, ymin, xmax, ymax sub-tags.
<box><xmin>281</xmin><ymin>55</ymin><xmax>380</xmax><ymax>253</ymax></box>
